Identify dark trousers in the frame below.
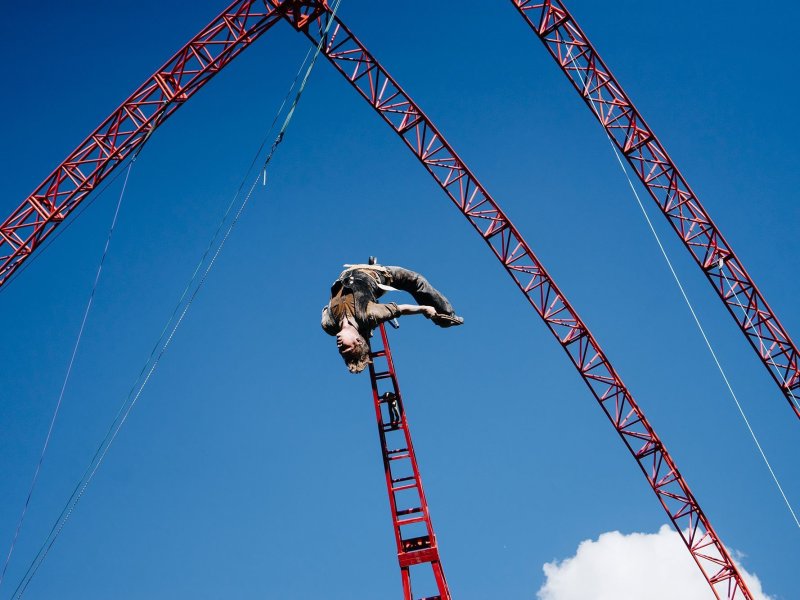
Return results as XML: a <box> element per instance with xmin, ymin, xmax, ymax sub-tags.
<box><xmin>384</xmin><ymin>267</ymin><xmax>456</xmax><ymax>316</ymax></box>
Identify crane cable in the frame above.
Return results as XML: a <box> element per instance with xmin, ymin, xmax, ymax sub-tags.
<box><xmin>8</xmin><ymin>3</ymin><xmax>342</xmax><ymax>597</ymax></box>
<box><xmin>0</xmin><ymin>148</ymin><xmax>139</xmax><ymax>592</ymax></box>
<box><xmin>561</xmin><ymin>45</ymin><xmax>799</xmax><ymax>529</ymax></box>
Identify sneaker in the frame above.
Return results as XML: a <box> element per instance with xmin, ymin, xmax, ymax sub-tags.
<box><xmin>432</xmin><ymin>314</ymin><xmax>464</xmax><ymax>328</ymax></box>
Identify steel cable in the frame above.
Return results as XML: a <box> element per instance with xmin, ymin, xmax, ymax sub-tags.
<box><xmin>8</xmin><ymin>2</ymin><xmax>342</xmax><ymax>596</ymax></box>
<box><xmin>0</xmin><ymin>152</ymin><xmax>138</xmax><ymax>593</ymax></box>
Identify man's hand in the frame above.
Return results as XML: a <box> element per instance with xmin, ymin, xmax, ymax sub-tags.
<box><xmin>421</xmin><ymin>306</ymin><xmax>437</xmax><ymax>318</ymax></box>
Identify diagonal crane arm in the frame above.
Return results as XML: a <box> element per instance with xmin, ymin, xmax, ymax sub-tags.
<box><xmin>2</xmin><ymin>1</ymin><xmax>755</xmax><ymax>597</ymax></box>
<box><xmin>281</xmin><ymin>4</ymin><xmax>753</xmax><ymax>598</ymax></box>
<box><xmin>509</xmin><ymin>0</ymin><xmax>800</xmax><ymax>419</ymax></box>
<box><xmin>0</xmin><ymin>0</ymin><xmax>287</xmax><ymax>288</ymax></box>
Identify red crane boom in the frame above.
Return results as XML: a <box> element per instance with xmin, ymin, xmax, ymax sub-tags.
<box><xmin>510</xmin><ymin>0</ymin><xmax>800</xmax><ymax>419</ymax></box>
<box><xmin>0</xmin><ymin>0</ymin><xmax>283</xmax><ymax>288</ymax></box>
<box><xmin>2</xmin><ymin>1</ymin><xmax>761</xmax><ymax>598</ymax></box>
<box><xmin>292</xmin><ymin>8</ymin><xmax>751</xmax><ymax>597</ymax></box>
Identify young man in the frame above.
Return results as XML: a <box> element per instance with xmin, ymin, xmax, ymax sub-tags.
<box><xmin>321</xmin><ymin>263</ymin><xmax>463</xmax><ymax>373</ymax></box>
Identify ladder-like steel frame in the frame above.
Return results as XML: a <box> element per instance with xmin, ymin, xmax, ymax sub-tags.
<box><xmin>367</xmin><ymin>325</ymin><xmax>451</xmax><ymax>600</ymax></box>
<box><xmin>298</xmin><ymin>10</ymin><xmax>751</xmax><ymax>598</ymax></box>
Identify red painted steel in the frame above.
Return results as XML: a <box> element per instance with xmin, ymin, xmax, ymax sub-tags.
<box><xmin>0</xmin><ymin>0</ymin><xmax>283</xmax><ymax>288</ymax></box>
<box><xmin>1</xmin><ymin>0</ymin><xmax>759</xmax><ymax>596</ymax></box>
<box><xmin>510</xmin><ymin>0</ymin><xmax>800</xmax><ymax>419</ymax></box>
<box><xmin>367</xmin><ymin>325</ymin><xmax>451</xmax><ymax>600</ymax></box>
<box><xmin>290</xmin><ymin>6</ymin><xmax>753</xmax><ymax>598</ymax></box>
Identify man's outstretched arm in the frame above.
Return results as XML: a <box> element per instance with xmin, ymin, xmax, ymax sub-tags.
<box><xmin>395</xmin><ymin>304</ymin><xmax>437</xmax><ymax>318</ymax></box>
<box><xmin>367</xmin><ymin>302</ymin><xmax>461</xmax><ymax>330</ymax></box>
<box><xmin>397</xmin><ymin>304</ymin><xmax>436</xmax><ymax>319</ymax></box>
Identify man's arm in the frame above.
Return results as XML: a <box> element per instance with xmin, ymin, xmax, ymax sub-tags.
<box><xmin>365</xmin><ymin>301</ymin><xmax>436</xmax><ymax>329</ymax></box>
<box><xmin>395</xmin><ymin>304</ymin><xmax>436</xmax><ymax>318</ymax></box>
<box><xmin>321</xmin><ymin>306</ymin><xmax>339</xmax><ymax>335</ymax></box>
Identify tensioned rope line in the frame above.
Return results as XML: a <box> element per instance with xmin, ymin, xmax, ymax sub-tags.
<box><xmin>561</xmin><ymin>45</ymin><xmax>799</xmax><ymax>529</ymax></box>
<box><xmin>605</xmin><ymin>136</ymin><xmax>799</xmax><ymax>530</ymax></box>
<box><xmin>0</xmin><ymin>150</ymin><xmax>139</xmax><ymax>592</ymax></box>
<box><xmin>10</xmin><ymin>2</ymin><xmax>342</xmax><ymax>596</ymax></box>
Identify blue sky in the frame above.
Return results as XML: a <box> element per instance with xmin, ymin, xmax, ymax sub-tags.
<box><xmin>1</xmin><ymin>1</ymin><xmax>798</xmax><ymax>598</ymax></box>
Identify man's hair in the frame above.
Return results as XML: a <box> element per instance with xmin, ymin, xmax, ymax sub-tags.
<box><xmin>341</xmin><ymin>336</ymin><xmax>371</xmax><ymax>374</ymax></box>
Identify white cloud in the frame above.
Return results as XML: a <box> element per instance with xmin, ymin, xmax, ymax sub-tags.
<box><xmin>536</xmin><ymin>525</ymin><xmax>773</xmax><ymax>600</ymax></box>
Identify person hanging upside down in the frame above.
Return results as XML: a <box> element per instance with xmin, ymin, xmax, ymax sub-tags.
<box><xmin>321</xmin><ymin>263</ymin><xmax>463</xmax><ymax>373</ymax></box>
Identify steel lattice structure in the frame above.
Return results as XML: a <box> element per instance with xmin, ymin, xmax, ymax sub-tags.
<box><xmin>368</xmin><ymin>325</ymin><xmax>451</xmax><ymax>599</ymax></box>
<box><xmin>292</xmin><ymin>8</ymin><xmax>750</xmax><ymax>598</ymax></box>
<box><xmin>0</xmin><ymin>1</ymin><xmax>284</xmax><ymax>287</ymax></box>
<box><xmin>5</xmin><ymin>0</ymin><xmax>787</xmax><ymax>598</ymax></box>
<box><xmin>510</xmin><ymin>0</ymin><xmax>800</xmax><ymax>419</ymax></box>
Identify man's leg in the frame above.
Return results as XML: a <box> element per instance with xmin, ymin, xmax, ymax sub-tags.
<box><xmin>384</xmin><ymin>266</ymin><xmax>456</xmax><ymax>316</ymax></box>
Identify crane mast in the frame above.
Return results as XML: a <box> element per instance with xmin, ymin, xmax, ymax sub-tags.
<box><xmin>2</xmin><ymin>1</ymin><xmax>769</xmax><ymax>598</ymax></box>
<box><xmin>510</xmin><ymin>0</ymin><xmax>800</xmax><ymax>419</ymax></box>
<box><xmin>367</xmin><ymin>325</ymin><xmax>451</xmax><ymax>600</ymax></box>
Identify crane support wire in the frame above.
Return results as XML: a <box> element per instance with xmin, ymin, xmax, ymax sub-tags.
<box><xmin>608</xmin><ymin>140</ymin><xmax>800</xmax><ymax>530</ymax></box>
<box><xmin>510</xmin><ymin>1</ymin><xmax>800</xmax><ymax>421</ymax></box>
<box><xmin>561</xmin><ymin>45</ymin><xmax>800</xmax><ymax>529</ymax></box>
<box><xmin>0</xmin><ymin>154</ymin><xmax>142</xmax><ymax>295</ymax></box>
<box><xmin>9</xmin><ymin>2</ymin><xmax>342</xmax><ymax>596</ymax></box>
<box><xmin>0</xmin><ymin>149</ymin><xmax>139</xmax><ymax>592</ymax></box>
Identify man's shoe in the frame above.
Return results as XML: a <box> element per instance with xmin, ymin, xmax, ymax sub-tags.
<box><xmin>432</xmin><ymin>314</ymin><xmax>464</xmax><ymax>328</ymax></box>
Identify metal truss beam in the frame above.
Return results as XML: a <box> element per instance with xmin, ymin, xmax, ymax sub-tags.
<box><xmin>510</xmin><ymin>0</ymin><xmax>800</xmax><ymax>419</ymax></box>
<box><xmin>291</xmin><ymin>4</ymin><xmax>753</xmax><ymax>598</ymax></box>
<box><xmin>0</xmin><ymin>0</ymin><xmax>282</xmax><ymax>287</ymax></box>
<box><xmin>2</xmin><ymin>1</ymin><xmax>759</xmax><ymax>597</ymax></box>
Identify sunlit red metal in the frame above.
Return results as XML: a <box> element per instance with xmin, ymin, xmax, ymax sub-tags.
<box><xmin>292</xmin><ymin>6</ymin><xmax>753</xmax><ymax>598</ymax></box>
<box><xmin>0</xmin><ymin>0</ymin><xmax>282</xmax><ymax>287</ymax></box>
<box><xmin>367</xmin><ymin>325</ymin><xmax>451</xmax><ymax>600</ymax></box>
<box><xmin>510</xmin><ymin>0</ymin><xmax>800</xmax><ymax>419</ymax></box>
<box><xmin>2</xmin><ymin>1</ymin><xmax>760</xmax><ymax>597</ymax></box>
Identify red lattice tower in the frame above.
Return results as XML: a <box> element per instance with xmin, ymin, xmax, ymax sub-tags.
<box><xmin>367</xmin><ymin>324</ymin><xmax>451</xmax><ymax>600</ymax></box>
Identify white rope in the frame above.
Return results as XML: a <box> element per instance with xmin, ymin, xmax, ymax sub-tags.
<box><xmin>561</xmin><ymin>44</ymin><xmax>800</xmax><ymax>529</ymax></box>
<box><xmin>0</xmin><ymin>154</ymin><xmax>136</xmax><ymax>592</ymax></box>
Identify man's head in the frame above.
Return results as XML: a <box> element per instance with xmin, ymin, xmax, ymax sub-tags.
<box><xmin>337</xmin><ymin>326</ymin><xmax>370</xmax><ymax>373</ymax></box>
